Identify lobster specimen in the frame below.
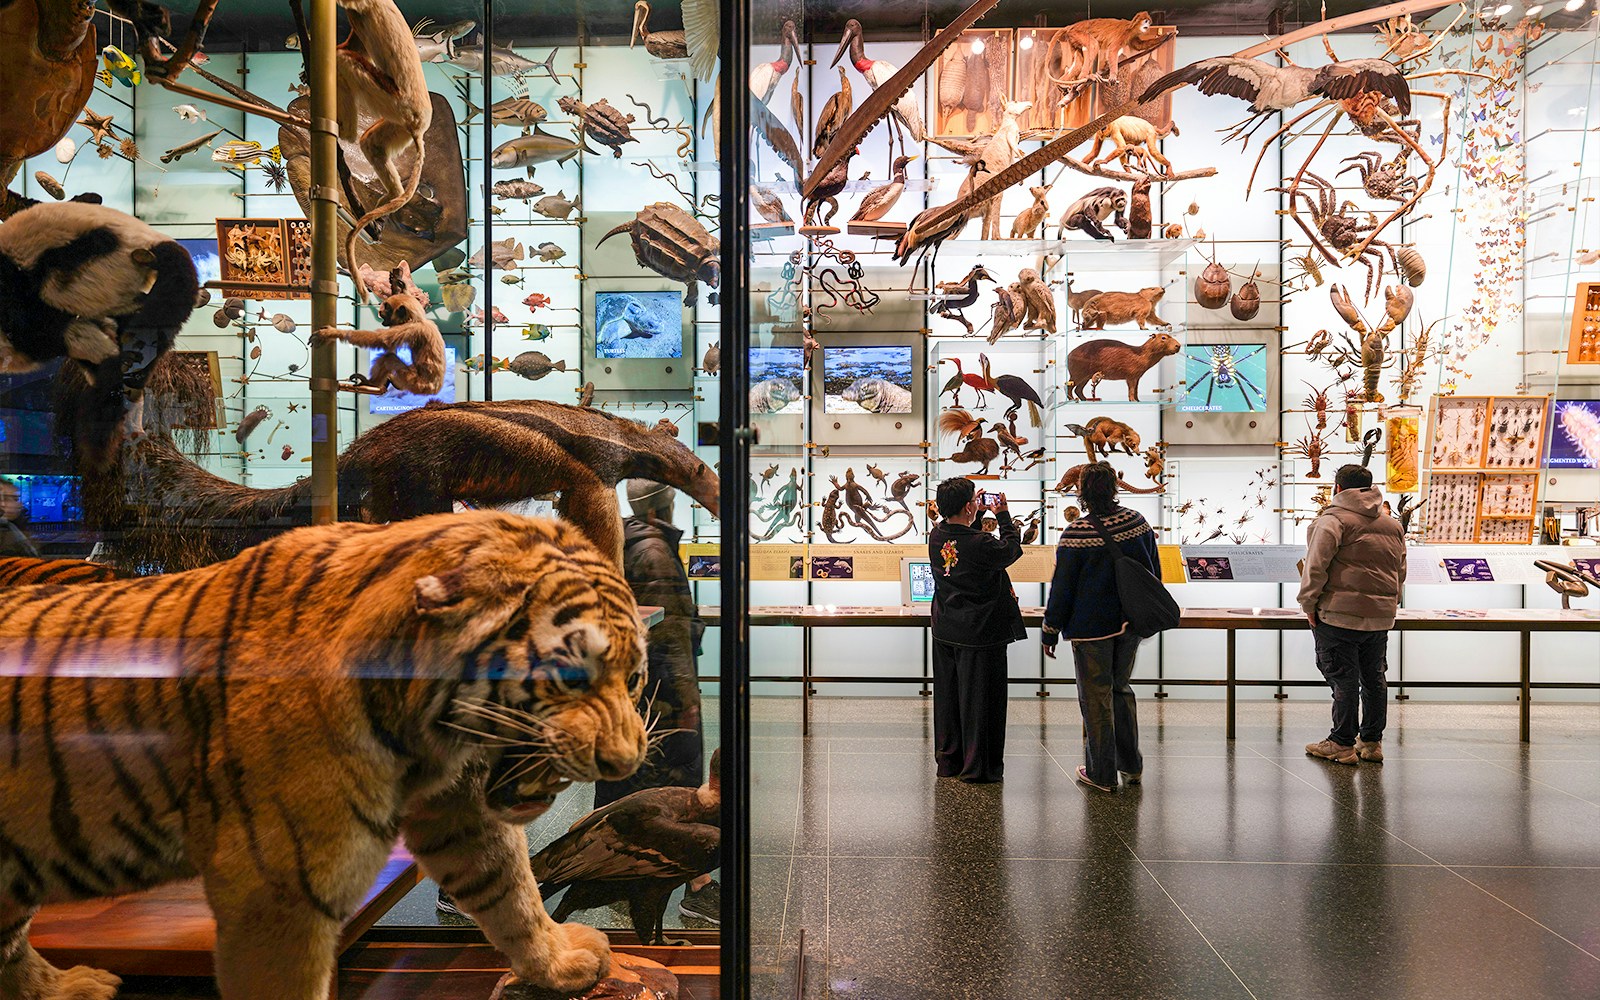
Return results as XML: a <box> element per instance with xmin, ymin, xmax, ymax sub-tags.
<box><xmin>1288</xmin><ymin>427</ymin><xmax>1328</xmax><ymax>480</ymax></box>
<box><xmin>1301</xmin><ymin>379</ymin><xmax>1343</xmax><ymax>435</ymax></box>
<box><xmin>1325</xmin><ymin>282</ymin><xmax>1412</xmax><ymax>402</ymax></box>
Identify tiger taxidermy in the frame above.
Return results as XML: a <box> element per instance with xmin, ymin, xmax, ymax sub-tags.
<box><xmin>336</xmin><ymin>0</ymin><xmax>432</xmax><ymax>300</ymax></box>
<box><xmin>0</xmin><ymin>199</ymin><xmax>198</xmax><ymax>464</ymax></box>
<box><xmin>0</xmin><ymin>511</ymin><xmax>650</xmax><ymax>1000</ymax></box>
<box><xmin>313</xmin><ymin>266</ymin><xmax>445</xmax><ymax>395</ymax></box>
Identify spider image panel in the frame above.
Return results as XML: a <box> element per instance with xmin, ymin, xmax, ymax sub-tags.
<box><xmin>1178</xmin><ymin>343</ymin><xmax>1269</xmax><ymax>413</ymax></box>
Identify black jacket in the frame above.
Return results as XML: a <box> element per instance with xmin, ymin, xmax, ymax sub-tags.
<box><xmin>927</xmin><ymin>512</ymin><xmax>1026</xmax><ymax>648</ymax></box>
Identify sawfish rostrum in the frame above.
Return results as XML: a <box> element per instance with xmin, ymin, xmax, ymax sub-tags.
<box><xmin>490</xmin><ymin>126</ymin><xmax>587</xmax><ymax>174</ymax></box>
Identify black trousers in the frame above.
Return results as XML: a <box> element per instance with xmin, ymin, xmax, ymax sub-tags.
<box><xmin>1312</xmin><ymin>622</ymin><xmax>1389</xmax><ymax>745</ymax></box>
<box><xmin>932</xmin><ymin>640</ymin><xmax>1008</xmax><ymax>783</ymax></box>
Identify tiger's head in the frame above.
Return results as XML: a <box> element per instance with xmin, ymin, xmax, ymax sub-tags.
<box><xmin>412</xmin><ymin>519</ymin><xmax>650</xmax><ymax>821</ymax></box>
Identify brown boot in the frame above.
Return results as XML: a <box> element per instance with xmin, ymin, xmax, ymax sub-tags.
<box><xmin>1305</xmin><ymin>739</ymin><xmax>1358</xmax><ymax>765</ymax></box>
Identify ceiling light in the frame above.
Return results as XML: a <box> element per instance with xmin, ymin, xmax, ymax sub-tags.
<box><xmin>1492</xmin><ymin>3</ymin><xmax>1513</xmax><ymax>15</ymax></box>
<box><xmin>971</xmin><ymin>38</ymin><xmax>986</xmax><ymax>54</ymax></box>
<box><xmin>1564</xmin><ymin>0</ymin><xmax>1583</xmax><ymax>9</ymax></box>
<box><xmin>1525</xmin><ymin>2</ymin><xmax>1543</xmax><ymax>12</ymax></box>
<box><xmin>1019</xmin><ymin>34</ymin><xmax>1034</xmax><ymax>50</ymax></box>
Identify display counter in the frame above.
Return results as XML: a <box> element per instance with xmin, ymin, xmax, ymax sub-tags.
<box><xmin>704</xmin><ymin>606</ymin><xmax>1600</xmax><ymax>741</ymax></box>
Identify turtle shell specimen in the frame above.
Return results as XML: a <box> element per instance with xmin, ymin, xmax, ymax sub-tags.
<box><xmin>1229</xmin><ymin>278</ymin><xmax>1261</xmax><ymax>321</ymax></box>
<box><xmin>557</xmin><ymin>96</ymin><xmax>637</xmax><ymax>157</ymax></box>
<box><xmin>1194</xmin><ymin>260</ymin><xmax>1231</xmax><ymax>310</ymax></box>
<box><xmin>598</xmin><ymin>202</ymin><xmax>721</xmax><ymax>306</ymax></box>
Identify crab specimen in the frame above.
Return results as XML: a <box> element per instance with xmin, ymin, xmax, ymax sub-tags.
<box><xmin>1271</xmin><ymin>173</ymin><xmax>1407</xmax><ymax>300</ymax></box>
<box><xmin>1337</xmin><ymin>150</ymin><xmax>1417</xmax><ymax>203</ymax></box>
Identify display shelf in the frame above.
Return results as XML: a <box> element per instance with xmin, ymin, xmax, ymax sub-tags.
<box><xmin>1058</xmin><ymin>238</ymin><xmax>1198</xmax><ymax>272</ymax></box>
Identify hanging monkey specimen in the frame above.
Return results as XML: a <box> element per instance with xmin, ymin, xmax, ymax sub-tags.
<box><xmin>313</xmin><ymin>265</ymin><xmax>445</xmax><ymax>395</ymax></box>
<box><xmin>336</xmin><ymin>0</ymin><xmax>432</xmax><ymax>301</ymax></box>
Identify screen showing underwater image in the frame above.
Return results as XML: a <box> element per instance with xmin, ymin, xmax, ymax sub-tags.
<box><xmin>1547</xmin><ymin>400</ymin><xmax>1600</xmax><ymax>469</ymax></box>
<box><xmin>823</xmin><ymin>346</ymin><xmax>914</xmax><ymax>414</ymax></box>
<box><xmin>365</xmin><ymin>346</ymin><xmax>459</xmax><ymax>415</ymax></box>
<box><xmin>1178</xmin><ymin>344</ymin><xmax>1269</xmax><ymax>413</ymax></box>
<box><xmin>908</xmin><ymin>560</ymin><xmax>935</xmax><ymax>603</ymax></box>
<box><xmin>176</xmin><ymin>238</ymin><xmax>223</xmax><ymax>287</ymax></box>
<box><xmin>594</xmin><ymin>290</ymin><xmax>683</xmax><ymax>359</ymax></box>
<box><xmin>749</xmin><ymin>347</ymin><xmax>805</xmax><ymax>414</ymax></box>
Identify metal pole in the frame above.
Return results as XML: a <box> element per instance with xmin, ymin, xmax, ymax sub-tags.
<box><xmin>482</xmin><ymin>1</ymin><xmax>494</xmax><ymax>400</ymax></box>
<box><xmin>308</xmin><ymin>0</ymin><xmax>338</xmax><ymax>525</ymax></box>
<box><xmin>1225</xmin><ymin>629</ymin><xmax>1237</xmax><ymax>740</ymax></box>
<box><xmin>1519</xmin><ymin>629</ymin><xmax>1532</xmax><ymax>743</ymax></box>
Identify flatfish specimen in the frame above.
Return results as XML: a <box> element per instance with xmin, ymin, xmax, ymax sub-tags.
<box><xmin>491</xmin><ymin>178</ymin><xmax>546</xmax><ymax>201</ymax></box>
<box><xmin>490</xmin><ymin>95</ymin><xmax>548</xmax><ymax>127</ymax></box>
<box><xmin>509</xmin><ymin>351</ymin><xmax>568</xmax><ymax>381</ymax></box>
<box><xmin>531</xmin><ymin>191</ymin><xmax>579</xmax><ymax>220</ymax></box>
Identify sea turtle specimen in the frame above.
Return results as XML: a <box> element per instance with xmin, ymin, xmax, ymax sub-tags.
<box><xmin>556</xmin><ymin>95</ymin><xmax>637</xmax><ymax>157</ymax></box>
<box><xmin>597</xmin><ymin>202</ymin><xmax>720</xmax><ymax>306</ymax></box>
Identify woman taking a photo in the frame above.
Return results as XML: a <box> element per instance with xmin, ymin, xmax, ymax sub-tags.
<box><xmin>1042</xmin><ymin>463</ymin><xmax>1161</xmax><ymax>792</ymax></box>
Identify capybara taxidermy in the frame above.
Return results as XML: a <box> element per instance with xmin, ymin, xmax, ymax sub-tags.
<box><xmin>1067</xmin><ymin>332</ymin><xmax>1180</xmax><ymax>402</ymax></box>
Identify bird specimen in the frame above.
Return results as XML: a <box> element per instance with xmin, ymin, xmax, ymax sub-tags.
<box><xmin>812</xmin><ymin>66</ymin><xmax>854</xmax><ymax>159</ymax></box>
<box><xmin>1140</xmin><ymin>55</ymin><xmax>1410</xmax><ymax>143</ymax></box>
<box><xmin>849</xmin><ymin>154</ymin><xmax>917</xmax><ymax>223</ymax></box>
<box><xmin>752</xmin><ymin>19</ymin><xmax>801</xmax><ymax>104</ymax></box>
<box><xmin>1012</xmin><ymin>268</ymin><xmax>1056</xmax><ymax>333</ymax></box>
<box><xmin>832</xmin><ymin>18</ymin><xmax>927</xmax><ymax>155</ymax></box>
<box><xmin>932</xmin><ymin>265</ymin><xmax>994</xmax><ymax>336</ymax></box>
<box><xmin>939</xmin><ymin>356</ymin><xmax>994</xmax><ymax>408</ymax></box>
<box><xmin>532</xmin><ymin>751</ymin><xmax>721</xmax><ymax>946</ymax></box>
<box><xmin>750</xmin><ymin>183</ymin><xmax>791</xmax><ymax>224</ymax></box>
<box><xmin>986</xmin><ymin>282</ymin><xmax>1024</xmax><ymax>345</ymax></box>
<box><xmin>630</xmin><ymin>0</ymin><xmax>688</xmax><ymax>59</ymax></box>
<box><xmin>981</xmin><ymin>354</ymin><xmax>1044</xmax><ymax>426</ymax></box>
<box><xmin>938</xmin><ymin>407</ymin><xmax>985</xmax><ymax>443</ymax></box>
<box><xmin>944</xmin><ymin>433</ymin><xmax>1000</xmax><ymax>475</ymax></box>
<box><xmin>802</xmin><ymin>145</ymin><xmax>856</xmax><ymax>228</ymax></box>
<box><xmin>993</xmin><ymin>421</ymin><xmax>1027</xmax><ymax>472</ymax></box>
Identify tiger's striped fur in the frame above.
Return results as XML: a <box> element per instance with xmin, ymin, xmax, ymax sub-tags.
<box><xmin>0</xmin><ymin>557</ymin><xmax>121</xmax><ymax>587</ymax></box>
<box><xmin>0</xmin><ymin>511</ymin><xmax>648</xmax><ymax>1000</ymax></box>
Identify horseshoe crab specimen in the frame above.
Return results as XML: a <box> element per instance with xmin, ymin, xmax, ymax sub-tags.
<box><xmin>597</xmin><ymin>202</ymin><xmax>720</xmax><ymax>306</ymax></box>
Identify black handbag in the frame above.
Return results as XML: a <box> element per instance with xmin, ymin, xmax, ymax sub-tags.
<box><xmin>1087</xmin><ymin>515</ymin><xmax>1180</xmax><ymax>639</ymax></box>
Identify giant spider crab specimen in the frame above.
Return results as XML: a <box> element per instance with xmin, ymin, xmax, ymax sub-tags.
<box><xmin>1271</xmin><ymin>173</ymin><xmax>1403</xmax><ymax>300</ymax></box>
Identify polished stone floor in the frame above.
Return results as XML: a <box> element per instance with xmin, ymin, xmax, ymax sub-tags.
<box><xmin>748</xmin><ymin>697</ymin><xmax>1600</xmax><ymax>1000</ymax></box>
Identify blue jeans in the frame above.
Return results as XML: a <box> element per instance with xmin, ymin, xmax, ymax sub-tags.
<box><xmin>1071</xmin><ymin>632</ymin><xmax>1143</xmax><ymax>786</ymax></box>
<box><xmin>1312</xmin><ymin>622</ymin><xmax>1389</xmax><ymax>745</ymax></box>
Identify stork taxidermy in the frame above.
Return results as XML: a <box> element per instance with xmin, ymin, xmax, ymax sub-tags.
<box><xmin>832</xmin><ymin>18</ymin><xmax>927</xmax><ymax>146</ymax></box>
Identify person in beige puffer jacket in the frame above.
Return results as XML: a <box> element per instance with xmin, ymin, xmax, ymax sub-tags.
<box><xmin>1297</xmin><ymin>464</ymin><xmax>1407</xmax><ymax>765</ymax></box>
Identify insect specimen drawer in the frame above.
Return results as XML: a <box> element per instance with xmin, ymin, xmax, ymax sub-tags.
<box><xmin>1426</xmin><ymin>394</ymin><xmax>1550</xmax><ymax>472</ymax></box>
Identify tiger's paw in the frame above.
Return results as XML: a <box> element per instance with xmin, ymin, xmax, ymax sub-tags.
<box><xmin>541</xmin><ymin>922</ymin><xmax>611</xmax><ymax>994</ymax></box>
<box><xmin>39</xmin><ymin>964</ymin><xmax>121</xmax><ymax>1000</ymax></box>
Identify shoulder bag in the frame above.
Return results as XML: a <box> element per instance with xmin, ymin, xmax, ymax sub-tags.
<box><xmin>1087</xmin><ymin>515</ymin><xmax>1180</xmax><ymax>639</ymax></box>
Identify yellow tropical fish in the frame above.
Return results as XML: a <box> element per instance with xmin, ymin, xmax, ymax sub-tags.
<box><xmin>212</xmin><ymin>140</ymin><xmax>266</xmax><ymax>165</ymax></box>
<box><xmin>101</xmin><ymin>45</ymin><xmax>141</xmax><ymax>87</ymax></box>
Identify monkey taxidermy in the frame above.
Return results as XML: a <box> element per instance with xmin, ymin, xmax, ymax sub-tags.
<box><xmin>336</xmin><ymin>0</ymin><xmax>432</xmax><ymax>301</ymax></box>
<box><xmin>313</xmin><ymin>265</ymin><xmax>445</xmax><ymax>395</ymax></box>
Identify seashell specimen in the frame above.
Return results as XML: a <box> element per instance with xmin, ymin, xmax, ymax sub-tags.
<box><xmin>33</xmin><ymin>171</ymin><xmax>64</xmax><ymax>199</ymax></box>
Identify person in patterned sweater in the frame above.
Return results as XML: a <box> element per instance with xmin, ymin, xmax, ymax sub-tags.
<box><xmin>1041</xmin><ymin>463</ymin><xmax>1161</xmax><ymax>792</ymax></box>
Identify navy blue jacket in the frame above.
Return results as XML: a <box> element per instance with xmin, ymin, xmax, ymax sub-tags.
<box><xmin>1042</xmin><ymin>507</ymin><xmax>1160</xmax><ymax>644</ymax></box>
<box><xmin>928</xmin><ymin>511</ymin><xmax>1026</xmax><ymax>649</ymax></box>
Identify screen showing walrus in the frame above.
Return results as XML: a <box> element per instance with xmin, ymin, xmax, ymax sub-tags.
<box><xmin>594</xmin><ymin>290</ymin><xmax>683</xmax><ymax>359</ymax></box>
<box><xmin>748</xmin><ymin>347</ymin><xmax>805</xmax><ymax>414</ymax></box>
<box><xmin>1178</xmin><ymin>343</ymin><xmax>1269</xmax><ymax>413</ymax></box>
<box><xmin>822</xmin><ymin>346</ymin><xmax>914</xmax><ymax>414</ymax></box>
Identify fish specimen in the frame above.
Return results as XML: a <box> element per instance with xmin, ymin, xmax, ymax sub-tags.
<box><xmin>212</xmin><ymin>140</ymin><xmax>273</xmax><ymax>165</ymax></box>
<box><xmin>523</xmin><ymin>292</ymin><xmax>552</xmax><ymax>310</ymax></box>
<box><xmin>508</xmin><ymin>351</ymin><xmax>568</xmax><ymax>381</ymax></box>
<box><xmin>160</xmin><ymin>129</ymin><xmax>223</xmax><ymax>164</ymax></box>
<box><xmin>172</xmin><ymin>104</ymin><xmax>208</xmax><ymax>123</ymax></box>
<box><xmin>531</xmin><ymin>190</ymin><xmax>579</xmax><ymax>220</ymax></box>
<box><xmin>521</xmin><ymin>324</ymin><xmax>554</xmax><ymax>342</ymax></box>
<box><xmin>491</xmin><ymin>178</ymin><xmax>546</xmax><ymax>201</ymax></box>
<box><xmin>101</xmin><ymin>45</ymin><xmax>141</xmax><ymax>87</ymax></box>
<box><xmin>533</xmin><ymin>241</ymin><xmax>566</xmax><ymax>262</ymax></box>
<box><xmin>489</xmin><ymin>95</ymin><xmax>549</xmax><ymax>127</ymax></box>
<box><xmin>411</xmin><ymin>17</ymin><xmax>475</xmax><ymax>62</ymax></box>
<box><xmin>468</xmin><ymin>237</ymin><xmax>526</xmax><ymax>271</ymax></box>
<box><xmin>490</xmin><ymin>127</ymin><xmax>584</xmax><ymax>173</ymax></box>
<box><xmin>451</xmin><ymin>43</ymin><xmax>560</xmax><ymax>80</ymax></box>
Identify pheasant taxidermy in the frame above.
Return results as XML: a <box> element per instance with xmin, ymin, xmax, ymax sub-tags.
<box><xmin>531</xmin><ymin>750</ymin><xmax>722</xmax><ymax>946</ymax></box>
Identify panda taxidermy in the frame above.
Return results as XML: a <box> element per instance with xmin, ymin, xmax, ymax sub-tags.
<box><xmin>0</xmin><ymin>199</ymin><xmax>198</xmax><ymax>463</ymax></box>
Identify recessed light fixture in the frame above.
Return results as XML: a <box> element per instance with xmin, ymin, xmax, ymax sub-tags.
<box><xmin>1525</xmin><ymin>2</ymin><xmax>1543</xmax><ymax>13</ymax></box>
<box><xmin>1493</xmin><ymin>3</ymin><xmax>1513</xmax><ymax>15</ymax></box>
<box><xmin>971</xmin><ymin>37</ymin><xmax>986</xmax><ymax>54</ymax></box>
<box><xmin>1019</xmin><ymin>34</ymin><xmax>1034</xmax><ymax>50</ymax></box>
<box><xmin>1564</xmin><ymin>0</ymin><xmax>1583</xmax><ymax>10</ymax></box>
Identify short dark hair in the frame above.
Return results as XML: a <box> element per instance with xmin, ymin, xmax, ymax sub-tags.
<box><xmin>1079</xmin><ymin>462</ymin><xmax>1119</xmax><ymax>516</ymax></box>
<box><xmin>935</xmin><ymin>477</ymin><xmax>975</xmax><ymax>518</ymax></box>
<box><xmin>1334</xmin><ymin>464</ymin><xmax>1373</xmax><ymax>491</ymax></box>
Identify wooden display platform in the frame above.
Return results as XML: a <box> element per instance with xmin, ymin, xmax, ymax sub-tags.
<box><xmin>31</xmin><ymin>847</ymin><xmax>420</xmax><ymax>978</ymax></box>
<box><xmin>337</xmin><ymin>939</ymin><xmax>719</xmax><ymax>1000</ymax></box>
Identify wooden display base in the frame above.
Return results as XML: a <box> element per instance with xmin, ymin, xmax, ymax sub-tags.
<box><xmin>796</xmin><ymin>224</ymin><xmax>839</xmax><ymax>237</ymax></box>
<box><xmin>846</xmin><ymin>219</ymin><xmax>907</xmax><ymax>239</ymax></box>
<box><xmin>31</xmin><ymin>847</ymin><xmax>419</xmax><ymax>979</ymax></box>
<box><xmin>750</xmin><ymin>221</ymin><xmax>795</xmax><ymax>239</ymax></box>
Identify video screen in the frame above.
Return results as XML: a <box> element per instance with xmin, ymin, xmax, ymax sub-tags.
<box><xmin>8</xmin><ymin>474</ymin><xmax>81</xmax><ymax>523</ymax></box>
<box><xmin>1547</xmin><ymin>400</ymin><xmax>1600</xmax><ymax>469</ymax></box>
<box><xmin>366</xmin><ymin>345</ymin><xmax>459</xmax><ymax>415</ymax></box>
<box><xmin>594</xmin><ymin>290</ymin><xmax>683</xmax><ymax>359</ymax></box>
<box><xmin>748</xmin><ymin>347</ymin><xmax>805</xmax><ymax>414</ymax></box>
<box><xmin>176</xmin><ymin>238</ymin><xmax>223</xmax><ymax>287</ymax></box>
<box><xmin>907</xmin><ymin>560</ymin><xmax>935</xmax><ymax>603</ymax></box>
<box><xmin>822</xmin><ymin>346</ymin><xmax>914</xmax><ymax>414</ymax></box>
<box><xmin>1178</xmin><ymin>344</ymin><xmax>1268</xmax><ymax>413</ymax></box>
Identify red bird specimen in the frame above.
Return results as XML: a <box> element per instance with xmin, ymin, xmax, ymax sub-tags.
<box><xmin>531</xmin><ymin>750</ymin><xmax>721</xmax><ymax>945</ymax></box>
<box><xmin>939</xmin><ymin>356</ymin><xmax>993</xmax><ymax>408</ymax></box>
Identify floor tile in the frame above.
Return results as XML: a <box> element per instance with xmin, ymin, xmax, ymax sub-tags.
<box><xmin>1445</xmin><ymin>866</ymin><xmax>1600</xmax><ymax>962</ymax></box>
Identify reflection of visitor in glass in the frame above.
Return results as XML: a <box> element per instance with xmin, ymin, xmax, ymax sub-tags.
<box><xmin>0</xmin><ymin>477</ymin><xmax>40</xmax><ymax>558</ymax></box>
<box><xmin>1041</xmin><ymin>463</ymin><xmax>1160</xmax><ymax>793</ymax></box>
